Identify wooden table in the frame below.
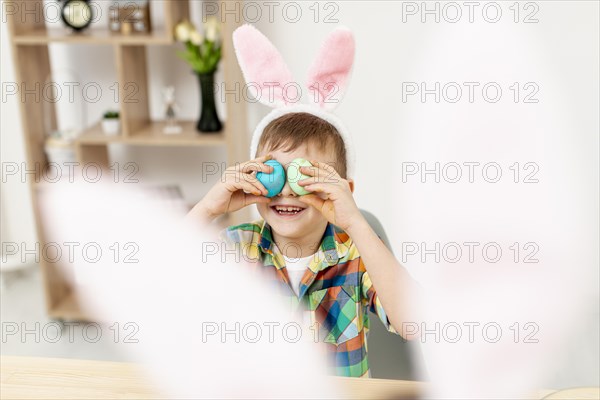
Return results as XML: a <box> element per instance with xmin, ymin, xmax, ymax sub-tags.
<box><xmin>0</xmin><ymin>356</ymin><xmax>594</xmax><ymax>400</ymax></box>
<box><xmin>0</xmin><ymin>356</ymin><xmax>422</xmax><ymax>400</ymax></box>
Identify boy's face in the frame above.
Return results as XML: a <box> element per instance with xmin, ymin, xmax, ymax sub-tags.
<box><xmin>255</xmin><ymin>143</ymin><xmax>340</xmax><ymax>243</ymax></box>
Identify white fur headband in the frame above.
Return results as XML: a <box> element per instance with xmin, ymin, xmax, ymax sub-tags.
<box><xmin>232</xmin><ymin>24</ymin><xmax>357</xmax><ymax>178</ymax></box>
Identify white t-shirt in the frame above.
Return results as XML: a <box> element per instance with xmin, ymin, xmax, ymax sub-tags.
<box><xmin>283</xmin><ymin>254</ymin><xmax>315</xmax><ymax>297</ymax></box>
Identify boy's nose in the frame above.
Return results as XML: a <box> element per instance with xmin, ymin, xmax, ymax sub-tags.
<box><xmin>277</xmin><ymin>179</ymin><xmax>297</xmax><ymax>197</ymax></box>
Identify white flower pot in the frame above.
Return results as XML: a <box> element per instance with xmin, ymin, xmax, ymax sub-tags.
<box><xmin>44</xmin><ymin>137</ymin><xmax>77</xmax><ymax>180</ymax></box>
<box><xmin>44</xmin><ymin>138</ymin><xmax>76</xmax><ymax>164</ymax></box>
<box><xmin>102</xmin><ymin>118</ymin><xmax>120</xmax><ymax>136</ymax></box>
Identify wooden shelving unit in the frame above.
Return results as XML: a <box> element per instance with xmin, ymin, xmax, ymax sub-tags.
<box><xmin>5</xmin><ymin>0</ymin><xmax>250</xmax><ymax>321</ymax></box>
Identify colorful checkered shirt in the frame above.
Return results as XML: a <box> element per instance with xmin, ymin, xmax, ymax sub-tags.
<box><xmin>220</xmin><ymin>219</ymin><xmax>398</xmax><ymax>378</ymax></box>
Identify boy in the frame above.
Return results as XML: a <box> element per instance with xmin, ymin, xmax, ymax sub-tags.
<box><xmin>189</xmin><ymin>112</ymin><xmax>418</xmax><ymax>378</ymax></box>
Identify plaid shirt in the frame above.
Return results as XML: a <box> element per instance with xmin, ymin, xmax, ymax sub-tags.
<box><xmin>220</xmin><ymin>219</ymin><xmax>398</xmax><ymax>378</ymax></box>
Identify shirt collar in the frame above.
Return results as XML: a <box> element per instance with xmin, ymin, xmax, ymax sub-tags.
<box><xmin>257</xmin><ymin>220</ymin><xmax>349</xmax><ymax>267</ymax></box>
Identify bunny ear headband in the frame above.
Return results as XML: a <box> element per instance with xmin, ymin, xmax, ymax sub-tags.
<box><xmin>232</xmin><ymin>24</ymin><xmax>356</xmax><ymax>178</ymax></box>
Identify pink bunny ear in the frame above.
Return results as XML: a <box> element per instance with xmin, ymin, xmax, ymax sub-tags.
<box><xmin>306</xmin><ymin>27</ymin><xmax>355</xmax><ymax>111</ymax></box>
<box><xmin>232</xmin><ymin>24</ymin><xmax>298</xmax><ymax>108</ymax></box>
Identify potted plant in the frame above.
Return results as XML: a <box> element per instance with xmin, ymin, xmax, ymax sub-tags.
<box><xmin>101</xmin><ymin>110</ymin><xmax>120</xmax><ymax>136</ymax></box>
<box><xmin>175</xmin><ymin>17</ymin><xmax>222</xmax><ymax>133</ymax></box>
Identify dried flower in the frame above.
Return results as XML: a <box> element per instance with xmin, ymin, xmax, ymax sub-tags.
<box><xmin>189</xmin><ymin>30</ymin><xmax>204</xmax><ymax>46</ymax></box>
<box><xmin>174</xmin><ymin>20</ymin><xmax>195</xmax><ymax>42</ymax></box>
<box><xmin>175</xmin><ymin>17</ymin><xmax>222</xmax><ymax>74</ymax></box>
<box><xmin>204</xmin><ymin>16</ymin><xmax>220</xmax><ymax>43</ymax></box>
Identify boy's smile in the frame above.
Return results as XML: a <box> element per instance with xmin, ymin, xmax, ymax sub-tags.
<box><xmin>269</xmin><ymin>203</ymin><xmax>307</xmax><ymax>218</ymax></box>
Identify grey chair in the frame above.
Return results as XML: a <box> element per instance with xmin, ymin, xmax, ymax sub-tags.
<box><xmin>359</xmin><ymin>209</ymin><xmax>423</xmax><ymax>380</ymax></box>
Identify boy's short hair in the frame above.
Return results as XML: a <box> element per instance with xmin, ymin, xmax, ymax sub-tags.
<box><xmin>256</xmin><ymin>112</ymin><xmax>348</xmax><ymax>178</ymax></box>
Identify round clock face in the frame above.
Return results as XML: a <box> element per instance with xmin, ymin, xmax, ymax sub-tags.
<box><xmin>62</xmin><ymin>0</ymin><xmax>92</xmax><ymax>30</ymax></box>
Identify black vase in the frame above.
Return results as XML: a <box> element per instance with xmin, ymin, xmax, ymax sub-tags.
<box><xmin>196</xmin><ymin>72</ymin><xmax>222</xmax><ymax>133</ymax></box>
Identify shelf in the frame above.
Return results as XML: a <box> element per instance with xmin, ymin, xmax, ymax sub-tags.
<box><xmin>76</xmin><ymin>121</ymin><xmax>227</xmax><ymax>147</ymax></box>
<box><xmin>13</xmin><ymin>28</ymin><xmax>174</xmax><ymax>46</ymax></box>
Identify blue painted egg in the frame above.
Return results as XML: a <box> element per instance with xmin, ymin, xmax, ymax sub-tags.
<box><xmin>256</xmin><ymin>159</ymin><xmax>285</xmax><ymax>198</ymax></box>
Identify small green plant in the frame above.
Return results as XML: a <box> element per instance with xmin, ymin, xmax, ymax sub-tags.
<box><xmin>175</xmin><ymin>16</ymin><xmax>221</xmax><ymax>74</ymax></box>
<box><xmin>103</xmin><ymin>111</ymin><xmax>119</xmax><ymax>119</ymax></box>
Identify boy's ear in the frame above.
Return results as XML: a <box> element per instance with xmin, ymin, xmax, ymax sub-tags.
<box><xmin>348</xmin><ymin>179</ymin><xmax>355</xmax><ymax>193</ymax></box>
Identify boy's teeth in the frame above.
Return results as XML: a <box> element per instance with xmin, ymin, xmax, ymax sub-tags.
<box><xmin>273</xmin><ymin>205</ymin><xmax>303</xmax><ymax>214</ymax></box>
<box><xmin>275</xmin><ymin>206</ymin><xmax>302</xmax><ymax>211</ymax></box>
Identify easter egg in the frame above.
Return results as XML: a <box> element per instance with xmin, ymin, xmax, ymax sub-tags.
<box><xmin>256</xmin><ymin>159</ymin><xmax>285</xmax><ymax>198</ymax></box>
<box><xmin>287</xmin><ymin>158</ymin><xmax>312</xmax><ymax>196</ymax></box>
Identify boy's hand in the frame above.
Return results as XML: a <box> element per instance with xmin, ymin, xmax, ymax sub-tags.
<box><xmin>190</xmin><ymin>155</ymin><xmax>273</xmax><ymax>221</ymax></box>
<box><xmin>297</xmin><ymin>161</ymin><xmax>363</xmax><ymax>232</ymax></box>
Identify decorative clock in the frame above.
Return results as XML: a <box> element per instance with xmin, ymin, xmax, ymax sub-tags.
<box><xmin>60</xmin><ymin>0</ymin><xmax>93</xmax><ymax>31</ymax></box>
